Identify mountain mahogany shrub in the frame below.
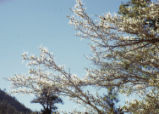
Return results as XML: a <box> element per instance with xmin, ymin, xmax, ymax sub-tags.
<box><xmin>9</xmin><ymin>47</ymin><xmax>115</xmax><ymax>113</ymax></box>
<box><xmin>69</xmin><ymin>0</ymin><xmax>159</xmax><ymax>93</ymax></box>
<box><xmin>10</xmin><ymin>0</ymin><xmax>159</xmax><ymax>113</ymax></box>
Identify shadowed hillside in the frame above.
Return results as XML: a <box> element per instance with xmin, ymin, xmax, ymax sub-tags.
<box><xmin>0</xmin><ymin>89</ymin><xmax>32</xmax><ymax>114</ymax></box>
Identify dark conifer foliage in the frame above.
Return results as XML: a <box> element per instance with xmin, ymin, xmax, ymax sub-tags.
<box><xmin>31</xmin><ymin>87</ymin><xmax>63</xmax><ymax>114</ymax></box>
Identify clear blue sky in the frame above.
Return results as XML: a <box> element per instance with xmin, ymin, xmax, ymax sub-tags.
<box><xmin>0</xmin><ymin>0</ymin><xmax>124</xmax><ymax>112</ymax></box>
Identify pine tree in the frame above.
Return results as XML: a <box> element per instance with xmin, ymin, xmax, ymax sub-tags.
<box><xmin>31</xmin><ymin>86</ymin><xmax>63</xmax><ymax>114</ymax></box>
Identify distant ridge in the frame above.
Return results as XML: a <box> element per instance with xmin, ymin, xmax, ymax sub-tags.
<box><xmin>0</xmin><ymin>89</ymin><xmax>32</xmax><ymax>114</ymax></box>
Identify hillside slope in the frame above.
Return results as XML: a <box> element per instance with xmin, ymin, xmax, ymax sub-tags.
<box><xmin>0</xmin><ymin>89</ymin><xmax>32</xmax><ymax>114</ymax></box>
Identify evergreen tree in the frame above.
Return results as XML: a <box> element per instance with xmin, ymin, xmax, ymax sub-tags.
<box><xmin>31</xmin><ymin>86</ymin><xmax>63</xmax><ymax>114</ymax></box>
<box><xmin>103</xmin><ymin>87</ymin><xmax>123</xmax><ymax>114</ymax></box>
